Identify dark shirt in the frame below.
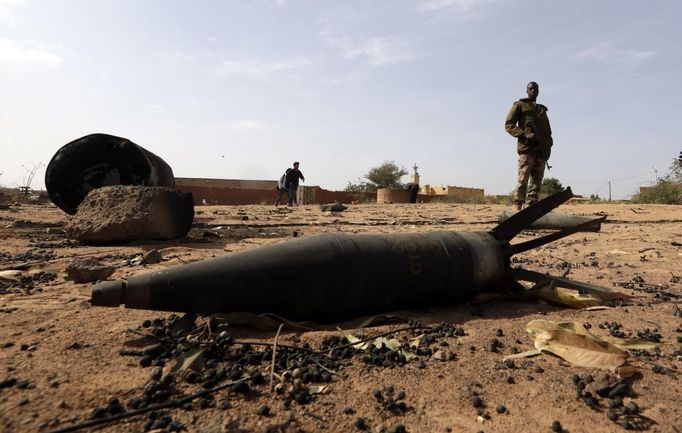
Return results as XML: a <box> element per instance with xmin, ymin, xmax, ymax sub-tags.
<box><xmin>285</xmin><ymin>168</ymin><xmax>305</xmax><ymax>187</ymax></box>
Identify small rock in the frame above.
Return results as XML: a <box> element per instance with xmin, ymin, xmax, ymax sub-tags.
<box><xmin>142</xmin><ymin>249</ymin><xmax>163</xmax><ymax>265</ymax></box>
<box><xmin>354</xmin><ymin>417</ymin><xmax>368</xmax><ymax>430</ymax></box>
<box><xmin>150</xmin><ymin>367</ymin><xmax>163</xmax><ymax>381</ymax></box>
<box><xmin>65</xmin><ymin>258</ymin><xmax>115</xmax><ymax>283</ymax></box>
<box><xmin>257</xmin><ymin>404</ymin><xmax>270</xmax><ymax>416</ymax></box>
<box><xmin>484</xmin><ymin>338</ymin><xmax>502</xmax><ymax>353</ymax></box>
<box><xmin>66</xmin><ymin>342</ymin><xmax>85</xmax><ymax>350</ymax></box>
<box><xmin>343</xmin><ymin>406</ymin><xmax>356</xmax><ymax>415</ymax></box>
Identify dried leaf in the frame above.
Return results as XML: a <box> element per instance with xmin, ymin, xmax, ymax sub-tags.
<box><xmin>339</xmin><ymin>330</ymin><xmax>369</xmax><ymax>350</ymax></box>
<box><xmin>534</xmin><ymin>329</ymin><xmax>627</xmax><ymax>370</ymax></box>
<box><xmin>502</xmin><ymin>350</ymin><xmax>542</xmax><ymax>361</ymax></box>
<box><xmin>372</xmin><ymin>337</ymin><xmax>401</xmax><ymax>352</ymax></box>
<box><xmin>308</xmin><ymin>385</ymin><xmax>327</xmax><ymax>395</ymax></box>
<box><xmin>600</xmin><ymin>336</ymin><xmax>660</xmax><ymax>351</ymax></box>
<box><xmin>213</xmin><ymin>312</ymin><xmax>313</xmax><ymax>331</ymax></box>
<box><xmin>0</xmin><ymin>270</ymin><xmax>22</xmax><ymax>282</ymax></box>
<box><xmin>525</xmin><ymin>319</ymin><xmax>560</xmax><ymax>337</ymax></box>
<box><xmin>526</xmin><ymin>320</ymin><xmax>600</xmax><ymax>339</ymax></box>
<box><xmin>616</xmin><ymin>365</ymin><xmax>639</xmax><ymax>379</ymax></box>
<box><xmin>170</xmin><ymin>347</ymin><xmax>206</xmax><ymax>374</ymax></box>
<box><xmin>409</xmin><ymin>334</ymin><xmax>424</xmax><ymax>348</ymax></box>
<box><xmin>431</xmin><ymin>350</ymin><xmax>447</xmax><ymax>361</ymax></box>
<box><xmin>400</xmin><ymin>349</ymin><xmax>417</xmax><ymax>361</ymax></box>
<box><xmin>583</xmin><ymin>306</ymin><xmax>614</xmax><ymax>311</ymax></box>
<box><xmin>339</xmin><ymin>330</ymin><xmax>416</xmax><ymax>360</ymax></box>
<box><xmin>533</xmin><ymin>284</ymin><xmax>604</xmax><ymax>308</ymax></box>
<box><xmin>355</xmin><ymin>315</ymin><xmax>408</xmax><ymax>328</ymax></box>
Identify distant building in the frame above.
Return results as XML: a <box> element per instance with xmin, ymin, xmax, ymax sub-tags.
<box><xmin>419</xmin><ymin>184</ymin><xmax>485</xmax><ymax>201</ymax></box>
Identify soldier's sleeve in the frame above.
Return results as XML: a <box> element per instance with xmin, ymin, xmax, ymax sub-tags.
<box><xmin>504</xmin><ymin>102</ymin><xmax>524</xmax><ymax>138</ymax></box>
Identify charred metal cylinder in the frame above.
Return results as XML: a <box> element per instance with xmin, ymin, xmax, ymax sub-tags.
<box><xmin>498</xmin><ymin>210</ymin><xmax>603</xmax><ymax>232</ymax></box>
<box><xmin>45</xmin><ymin>133</ymin><xmax>175</xmax><ymax>214</ymax></box>
<box><xmin>92</xmin><ymin>231</ymin><xmax>508</xmax><ymax>321</ymax></box>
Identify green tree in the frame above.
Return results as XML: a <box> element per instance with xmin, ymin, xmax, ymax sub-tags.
<box><xmin>345</xmin><ymin>161</ymin><xmax>408</xmax><ymax>192</ymax></box>
<box><xmin>541</xmin><ymin>177</ymin><xmax>563</xmax><ymax>196</ymax></box>
<box><xmin>631</xmin><ymin>156</ymin><xmax>682</xmax><ymax>204</ymax></box>
<box><xmin>667</xmin><ymin>156</ymin><xmax>682</xmax><ymax>182</ymax></box>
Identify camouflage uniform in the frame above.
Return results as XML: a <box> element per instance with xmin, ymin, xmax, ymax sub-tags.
<box><xmin>505</xmin><ymin>98</ymin><xmax>553</xmax><ymax>205</ymax></box>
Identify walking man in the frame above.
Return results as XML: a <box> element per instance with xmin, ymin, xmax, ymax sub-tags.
<box><xmin>505</xmin><ymin>81</ymin><xmax>553</xmax><ymax>210</ymax></box>
<box><xmin>285</xmin><ymin>161</ymin><xmax>305</xmax><ymax>206</ymax></box>
<box><xmin>274</xmin><ymin>170</ymin><xmax>289</xmax><ymax>206</ymax></box>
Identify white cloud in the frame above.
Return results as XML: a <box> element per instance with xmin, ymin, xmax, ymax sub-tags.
<box><xmin>626</xmin><ymin>49</ymin><xmax>655</xmax><ymax>60</ymax></box>
<box><xmin>0</xmin><ymin>39</ymin><xmax>63</xmax><ymax>68</ymax></box>
<box><xmin>0</xmin><ymin>0</ymin><xmax>25</xmax><ymax>23</ymax></box>
<box><xmin>215</xmin><ymin>57</ymin><xmax>312</xmax><ymax>78</ymax></box>
<box><xmin>320</xmin><ymin>29</ymin><xmax>415</xmax><ymax>65</ymax></box>
<box><xmin>170</xmin><ymin>50</ymin><xmax>312</xmax><ymax>78</ymax></box>
<box><xmin>419</xmin><ymin>0</ymin><xmax>500</xmax><ymax>20</ymax></box>
<box><xmin>573</xmin><ymin>41</ymin><xmax>656</xmax><ymax>63</ymax></box>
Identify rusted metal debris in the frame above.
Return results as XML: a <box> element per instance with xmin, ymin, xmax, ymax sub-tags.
<box><xmin>45</xmin><ymin>133</ymin><xmax>175</xmax><ymax>214</ymax></box>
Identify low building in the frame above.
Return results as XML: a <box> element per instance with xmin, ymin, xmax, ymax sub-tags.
<box><xmin>420</xmin><ymin>185</ymin><xmax>485</xmax><ymax>201</ymax></box>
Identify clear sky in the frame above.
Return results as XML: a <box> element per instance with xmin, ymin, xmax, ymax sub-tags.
<box><xmin>1</xmin><ymin>0</ymin><xmax>680</xmax><ymax>200</ymax></box>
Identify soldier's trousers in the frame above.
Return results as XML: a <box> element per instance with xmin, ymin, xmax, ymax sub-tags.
<box><xmin>515</xmin><ymin>153</ymin><xmax>545</xmax><ymax>204</ymax></box>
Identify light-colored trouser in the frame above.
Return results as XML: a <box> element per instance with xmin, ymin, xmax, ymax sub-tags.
<box><xmin>515</xmin><ymin>153</ymin><xmax>545</xmax><ymax>204</ymax></box>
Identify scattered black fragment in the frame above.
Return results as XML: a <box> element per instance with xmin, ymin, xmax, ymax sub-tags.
<box><xmin>551</xmin><ymin>420</ymin><xmax>563</xmax><ymax>432</ymax></box>
<box><xmin>354</xmin><ymin>417</ymin><xmax>369</xmax><ymax>430</ymax></box>
<box><xmin>257</xmin><ymin>404</ymin><xmax>270</xmax><ymax>416</ymax></box>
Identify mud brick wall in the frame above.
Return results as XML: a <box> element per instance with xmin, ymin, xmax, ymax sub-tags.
<box><xmin>175</xmin><ymin>185</ymin><xmax>278</xmax><ymax>205</ymax></box>
<box><xmin>445</xmin><ymin>186</ymin><xmax>484</xmax><ymax>200</ymax></box>
<box><xmin>175</xmin><ymin>178</ymin><xmax>277</xmax><ymax>191</ymax></box>
<box><xmin>298</xmin><ymin>186</ymin><xmax>376</xmax><ymax>205</ymax></box>
<box><xmin>175</xmin><ymin>177</ymin><xmax>440</xmax><ymax>205</ymax></box>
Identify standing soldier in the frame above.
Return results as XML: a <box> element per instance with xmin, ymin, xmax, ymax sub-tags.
<box><xmin>505</xmin><ymin>81</ymin><xmax>553</xmax><ymax>210</ymax></box>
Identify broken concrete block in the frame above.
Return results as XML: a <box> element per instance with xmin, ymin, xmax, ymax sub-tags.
<box><xmin>65</xmin><ymin>186</ymin><xmax>194</xmax><ymax>243</ymax></box>
<box><xmin>66</xmin><ymin>258</ymin><xmax>115</xmax><ymax>283</ymax></box>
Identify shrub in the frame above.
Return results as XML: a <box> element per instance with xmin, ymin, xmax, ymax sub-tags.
<box><xmin>631</xmin><ymin>180</ymin><xmax>682</xmax><ymax>205</ymax></box>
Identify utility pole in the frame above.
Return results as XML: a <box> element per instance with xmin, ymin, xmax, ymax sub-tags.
<box><xmin>652</xmin><ymin>167</ymin><xmax>658</xmax><ymax>183</ymax></box>
<box><xmin>608</xmin><ymin>181</ymin><xmax>612</xmax><ymax>202</ymax></box>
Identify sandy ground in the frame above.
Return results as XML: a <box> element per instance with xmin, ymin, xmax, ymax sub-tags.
<box><xmin>0</xmin><ymin>201</ymin><xmax>681</xmax><ymax>433</ymax></box>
